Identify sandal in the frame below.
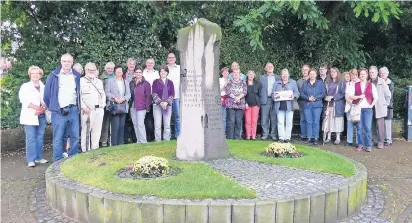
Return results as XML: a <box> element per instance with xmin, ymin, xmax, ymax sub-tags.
<box><xmin>356</xmin><ymin>146</ymin><xmax>363</xmax><ymax>152</ymax></box>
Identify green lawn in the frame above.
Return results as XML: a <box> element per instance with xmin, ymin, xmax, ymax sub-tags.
<box><xmin>228</xmin><ymin>140</ymin><xmax>355</xmax><ymax>178</ymax></box>
<box><xmin>60</xmin><ymin>140</ymin><xmax>355</xmax><ymax>199</ymax></box>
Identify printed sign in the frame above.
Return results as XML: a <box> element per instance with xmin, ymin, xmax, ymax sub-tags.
<box><xmin>273</xmin><ymin>90</ymin><xmax>293</xmax><ymax>101</ymax></box>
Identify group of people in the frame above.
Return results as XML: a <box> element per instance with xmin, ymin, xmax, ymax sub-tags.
<box><xmin>19</xmin><ymin>53</ymin><xmax>181</xmax><ymax>166</ymax></box>
<box><xmin>19</xmin><ymin>52</ymin><xmax>394</xmax><ymax>167</ymax></box>
<box><xmin>220</xmin><ymin>62</ymin><xmax>394</xmax><ymax>153</ymax></box>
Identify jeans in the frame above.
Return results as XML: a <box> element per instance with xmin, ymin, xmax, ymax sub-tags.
<box><xmin>357</xmin><ymin>108</ymin><xmax>373</xmax><ymax>148</ymax></box>
<box><xmin>221</xmin><ymin>105</ymin><xmax>227</xmax><ymax>131</ymax></box>
<box><xmin>80</xmin><ymin>108</ymin><xmax>104</xmax><ymax>152</ymax></box>
<box><xmin>172</xmin><ymin>99</ymin><xmax>180</xmax><ymax>138</ymax></box>
<box><xmin>226</xmin><ymin>108</ymin><xmax>243</xmax><ymax>139</ymax></box>
<box><xmin>51</xmin><ymin>106</ymin><xmax>80</xmax><ymax>161</ymax></box>
<box><xmin>100</xmin><ymin>110</ymin><xmax>111</xmax><ymax>144</ymax></box>
<box><xmin>299</xmin><ymin>106</ymin><xmax>307</xmax><ymax>139</ymax></box>
<box><xmin>131</xmin><ymin>108</ymin><xmax>147</xmax><ymax>143</ymax></box>
<box><xmin>304</xmin><ymin>107</ymin><xmax>322</xmax><ymax>140</ymax></box>
<box><xmin>153</xmin><ymin>104</ymin><xmax>172</xmax><ymax>141</ymax></box>
<box><xmin>62</xmin><ymin>123</ymin><xmax>70</xmax><ymax>152</ymax></box>
<box><xmin>24</xmin><ymin>117</ymin><xmax>46</xmax><ymax>163</ymax></box>
<box><xmin>244</xmin><ymin>106</ymin><xmax>260</xmax><ymax>139</ymax></box>
<box><xmin>111</xmin><ymin>113</ymin><xmax>126</xmax><ymax>146</ymax></box>
<box><xmin>384</xmin><ymin>119</ymin><xmax>392</xmax><ymax>144</ymax></box>
<box><xmin>277</xmin><ymin>110</ymin><xmax>294</xmax><ymax>140</ymax></box>
<box><xmin>346</xmin><ymin>112</ymin><xmax>358</xmax><ymax>144</ymax></box>
<box><xmin>260</xmin><ymin>98</ymin><xmax>277</xmax><ymax>139</ymax></box>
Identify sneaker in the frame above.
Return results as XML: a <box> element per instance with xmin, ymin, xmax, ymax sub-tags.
<box><xmin>377</xmin><ymin>143</ymin><xmax>384</xmax><ymax>149</ymax></box>
<box><xmin>28</xmin><ymin>162</ymin><xmax>35</xmax><ymax>167</ymax></box>
<box><xmin>285</xmin><ymin>139</ymin><xmax>290</xmax><ymax>143</ymax></box>
<box><xmin>384</xmin><ymin>142</ymin><xmax>392</xmax><ymax>146</ymax></box>
<box><xmin>304</xmin><ymin>139</ymin><xmax>312</xmax><ymax>144</ymax></box>
<box><xmin>334</xmin><ymin>140</ymin><xmax>341</xmax><ymax>145</ymax></box>
<box><xmin>365</xmin><ymin>147</ymin><xmax>372</xmax><ymax>152</ymax></box>
<box><xmin>323</xmin><ymin>139</ymin><xmax>331</xmax><ymax>144</ymax></box>
<box><xmin>345</xmin><ymin>142</ymin><xmax>353</xmax><ymax>147</ymax></box>
<box><xmin>34</xmin><ymin>159</ymin><xmax>48</xmax><ymax>164</ymax></box>
<box><xmin>356</xmin><ymin>146</ymin><xmax>363</xmax><ymax>152</ymax></box>
<box><xmin>313</xmin><ymin>139</ymin><xmax>319</xmax><ymax>146</ymax></box>
<box><xmin>300</xmin><ymin>137</ymin><xmax>307</xmax><ymax>142</ymax></box>
<box><xmin>271</xmin><ymin>137</ymin><xmax>279</xmax><ymax>142</ymax></box>
<box><xmin>63</xmin><ymin>152</ymin><xmax>69</xmax><ymax>158</ymax></box>
<box><xmin>261</xmin><ymin>136</ymin><xmax>268</xmax><ymax>140</ymax></box>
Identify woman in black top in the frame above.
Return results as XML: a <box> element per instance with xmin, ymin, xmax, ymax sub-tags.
<box><xmin>244</xmin><ymin>71</ymin><xmax>261</xmax><ymax>140</ymax></box>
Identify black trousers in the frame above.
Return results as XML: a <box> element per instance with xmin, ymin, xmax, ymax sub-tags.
<box><xmin>124</xmin><ymin>112</ymin><xmax>136</xmax><ymax>142</ymax></box>
<box><xmin>145</xmin><ymin>105</ymin><xmax>155</xmax><ymax>142</ymax></box>
<box><xmin>111</xmin><ymin>113</ymin><xmax>126</xmax><ymax>146</ymax></box>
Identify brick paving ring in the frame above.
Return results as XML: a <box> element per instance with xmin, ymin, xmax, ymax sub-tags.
<box><xmin>45</xmin><ymin>154</ymin><xmax>368</xmax><ymax>223</ymax></box>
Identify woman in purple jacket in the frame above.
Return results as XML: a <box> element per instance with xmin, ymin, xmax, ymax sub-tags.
<box><xmin>129</xmin><ymin>67</ymin><xmax>151</xmax><ymax>143</ymax></box>
<box><xmin>152</xmin><ymin>65</ymin><xmax>175</xmax><ymax>141</ymax></box>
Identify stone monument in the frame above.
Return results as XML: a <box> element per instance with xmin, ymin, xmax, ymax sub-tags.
<box><xmin>176</xmin><ymin>18</ymin><xmax>230</xmax><ymax>160</ymax></box>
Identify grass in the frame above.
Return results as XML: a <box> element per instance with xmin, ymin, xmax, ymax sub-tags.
<box><xmin>60</xmin><ymin>142</ymin><xmax>256</xmax><ymax>199</ymax></box>
<box><xmin>60</xmin><ymin>140</ymin><xmax>355</xmax><ymax>199</ymax></box>
<box><xmin>228</xmin><ymin>140</ymin><xmax>355</xmax><ymax>178</ymax></box>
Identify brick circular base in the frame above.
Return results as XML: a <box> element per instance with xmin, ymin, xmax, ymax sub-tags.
<box><xmin>45</xmin><ymin>154</ymin><xmax>367</xmax><ymax>223</ymax></box>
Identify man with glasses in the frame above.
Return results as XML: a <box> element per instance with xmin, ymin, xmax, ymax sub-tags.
<box><xmin>99</xmin><ymin>62</ymin><xmax>115</xmax><ymax>146</ymax></box>
<box><xmin>80</xmin><ymin>63</ymin><xmax>106</xmax><ymax>151</ymax></box>
<box><xmin>44</xmin><ymin>53</ymin><xmax>81</xmax><ymax>161</ymax></box>
<box><xmin>167</xmin><ymin>53</ymin><xmax>181</xmax><ymax>139</ymax></box>
<box><xmin>123</xmin><ymin>58</ymin><xmax>137</xmax><ymax>143</ymax></box>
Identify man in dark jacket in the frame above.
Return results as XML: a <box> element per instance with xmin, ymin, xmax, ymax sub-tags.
<box><xmin>44</xmin><ymin>53</ymin><xmax>81</xmax><ymax>161</ymax></box>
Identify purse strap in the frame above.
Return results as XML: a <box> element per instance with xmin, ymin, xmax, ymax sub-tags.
<box><xmin>84</xmin><ymin>77</ymin><xmax>103</xmax><ymax>99</ymax></box>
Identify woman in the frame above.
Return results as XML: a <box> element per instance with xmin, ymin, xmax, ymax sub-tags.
<box><xmin>272</xmin><ymin>69</ymin><xmax>299</xmax><ymax>143</ymax></box>
<box><xmin>226</xmin><ymin>70</ymin><xmax>247</xmax><ymax>139</ymax></box>
<box><xmin>19</xmin><ymin>66</ymin><xmax>48</xmax><ymax>167</ymax></box>
<box><xmin>244</xmin><ymin>70</ymin><xmax>261</xmax><ymax>140</ymax></box>
<box><xmin>301</xmin><ymin>68</ymin><xmax>326</xmax><ymax>145</ymax></box>
<box><xmin>379</xmin><ymin>67</ymin><xmax>394</xmax><ymax>146</ymax></box>
<box><xmin>129</xmin><ymin>67</ymin><xmax>151</xmax><ymax>143</ymax></box>
<box><xmin>219</xmin><ymin>67</ymin><xmax>229</xmax><ymax>131</ymax></box>
<box><xmin>348</xmin><ymin>68</ymin><xmax>378</xmax><ymax>152</ymax></box>
<box><xmin>323</xmin><ymin>67</ymin><xmax>346</xmax><ymax>144</ymax></box>
<box><xmin>344</xmin><ymin>70</ymin><xmax>358</xmax><ymax>146</ymax></box>
<box><xmin>105</xmin><ymin>65</ymin><xmax>131</xmax><ymax>146</ymax></box>
<box><xmin>152</xmin><ymin>65</ymin><xmax>175</xmax><ymax>141</ymax></box>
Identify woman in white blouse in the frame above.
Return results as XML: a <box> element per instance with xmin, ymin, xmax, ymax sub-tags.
<box><xmin>19</xmin><ymin>66</ymin><xmax>48</xmax><ymax>167</ymax></box>
<box><xmin>219</xmin><ymin>67</ymin><xmax>229</xmax><ymax>131</ymax></box>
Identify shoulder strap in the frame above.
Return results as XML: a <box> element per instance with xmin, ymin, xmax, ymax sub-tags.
<box><xmin>84</xmin><ymin>77</ymin><xmax>103</xmax><ymax>99</ymax></box>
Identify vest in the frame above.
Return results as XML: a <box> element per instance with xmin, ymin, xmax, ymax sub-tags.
<box><xmin>353</xmin><ymin>82</ymin><xmax>373</xmax><ymax>105</ymax></box>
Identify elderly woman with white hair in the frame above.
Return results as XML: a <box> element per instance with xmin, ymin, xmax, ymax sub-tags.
<box><xmin>379</xmin><ymin>66</ymin><xmax>394</xmax><ymax>146</ymax></box>
<box><xmin>272</xmin><ymin>69</ymin><xmax>299</xmax><ymax>143</ymax></box>
<box><xmin>73</xmin><ymin>63</ymin><xmax>84</xmax><ymax>75</ymax></box>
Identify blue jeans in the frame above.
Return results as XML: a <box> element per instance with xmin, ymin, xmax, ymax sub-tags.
<box><xmin>172</xmin><ymin>99</ymin><xmax>180</xmax><ymax>137</ymax></box>
<box><xmin>299</xmin><ymin>108</ymin><xmax>307</xmax><ymax>138</ymax></box>
<box><xmin>346</xmin><ymin>112</ymin><xmax>358</xmax><ymax>144</ymax></box>
<box><xmin>260</xmin><ymin>98</ymin><xmax>277</xmax><ymax>139</ymax></box>
<box><xmin>51</xmin><ymin>107</ymin><xmax>80</xmax><ymax>161</ymax></box>
<box><xmin>357</xmin><ymin>108</ymin><xmax>373</xmax><ymax>148</ymax></box>
<box><xmin>24</xmin><ymin>117</ymin><xmax>46</xmax><ymax>163</ymax></box>
<box><xmin>226</xmin><ymin>108</ymin><xmax>243</xmax><ymax>139</ymax></box>
<box><xmin>111</xmin><ymin>113</ymin><xmax>126</xmax><ymax>145</ymax></box>
<box><xmin>304</xmin><ymin>107</ymin><xmax>322</xmax><ymax>140</ymax></box>
<box><xmin>221</xmin><ymin>105</ymin><xmax>227</xmax><ymax>131</ymax></box>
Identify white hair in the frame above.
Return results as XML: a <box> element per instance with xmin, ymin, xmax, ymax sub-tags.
<box><xmin>369</xmin><ymin>66</ymin><xmax>378</xmax><ymax>72</ymax></box>
<box><xmin>127</xmin><ymin>57</ymin><xmax>136</xmax><ymax>65</ymax></box>
<box><xmin>281</xmin><ymin>68</ymin><xmax>289</xmax><ymax>74</ymax></box>
<box><xmin>104</xmin><ymin>62</ymin><xmax>115</xmax><ymax>69</ymax></box>
<box><xmin>84</xmin><ymin>62</ymin><xmax>96</xmax><ymax>71</ymax></box>
<box><xmin>73</xmin><ymin>63</ymin><xmax>83</xmax><ymax>74</ymax></box>
<box><xmin>379</xmin><ymin>66</ymin><xmax>389</xmax><ymax>74</ymax></box>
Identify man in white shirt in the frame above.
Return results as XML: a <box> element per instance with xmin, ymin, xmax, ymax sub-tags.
<box><xmin>143</xmin><ymin>58</ymin><xmax>159</xmax><ymax>141</ymax></box>
<box><xmin>124</xmin><ymin>57</ymin><xmax>137</xmax><ymax>143</ymax></box>
<box><xmin>167</xmin><ymin>53</ymin><xmax>181</xmax><ymax>138</ymax></box>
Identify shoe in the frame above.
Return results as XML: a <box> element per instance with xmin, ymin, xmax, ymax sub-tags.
<box><xmin>356</xmin><ymin>146</ymin><xmax>363</xmax><ymax>152</ymax></box>
<box><xmin>279</xmin><ymin>139</ymin><xmax>285</xmax><ymax>143</ymax></box>
<box><xmin>34</xmin><ymin>159</ymin><xmax>48</xmax><ymax>164</ymax></box>
<box><xmin>101</xmin><ymin>142</ymin><xmax>108</xmax><ymax>147</ymax></box>
<box><xmin>285</xmin><ymin>139</ymin><xmax>290</xmax><ymax>143</ymax></box>
<box><xmin>28</xmin><ymin>162</ymin><xmax>35</xmax><ymax>167</ymax></box>
<box><xmin>334</xmin><ymin>140</ymin><xmax>341</xmax><ymax>145</ymax></box>
<box><xmin>365</xmin><ymin>147</ymin><xmax>372</xmax><ymax>152</ymax></box>
<box><xmin>304</xmin><ymin>139</ymin><xmax>312</xmax><ymax>144</ymax></box>
<box><xmin>300</xmin><ymin>137</ymin><xmax>307</xmax><ymax>142</ymax></box>
<box><xmin>345</xmin><ymin>142</ymin><xmax>353</xmax><ymax>147</ymax></box>
<box><xmin>377</xmin><ymin>143</ymin><xmax>384</xmax><ymax>149</ymax></box>
<box><xmin>63</xmin><ymin>152</ymin><xmax>69</xmax><ymax>158</ymax></box>
<box><xmin>272</xmin><ymin>137</ymin><xmax>279</xmax><ymax>142</ymax></box>
<box><xmin>313</xmin><ymin>139</ymin><xmax>319</xmax><ymax>146</ymax></box>
<box><xmin>261</xmin><ymin>136</ymin><xmax>268</xmax><ymax>140</ymax></box>
<box><xmin>384</xmin><ymin>142</ymin><xmax>392</xmax><ymax>146</ymax></box>
<box><xmin>323</xmin><ymin>139</ymin><xmax>331</xmax><ymax>144</ymax></box>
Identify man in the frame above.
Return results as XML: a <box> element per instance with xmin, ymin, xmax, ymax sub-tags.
<box><xmin>228</xmin><ymin>62</ymin><xmax>246</xmax><ymax>81</ymax></box>
<box><xmin>123</xmin><ymin>58</ymin><xmax>136</xmax><ymax>83</ymax></box>
<box><xmin>259</xmin><ymin>62</ymin><xmax>281</xmax><ymax>140</ymax></box>
<box><xmin>123</xmin><ymin>58</ymin><xmax>137</xmax><ymax>143</ymax></box>
<box><xmin>167</xmin><ymin>53</ymin><xmax>181</xmax><ymax>139</ymax></box>
<box><xmin>319</xmin><ymin>63</ymin><xmax>331</xmax><ymax>84</ymax></box>
<box><xmin>80</xmin><ymin>63</ymin><xmax>106</xmax><ymax>151</ymax></box>
<box><xmin>44</xmin><ymin>53</ymin><xmax>81</xmax><ymax>161</ymax></box>
<box><xmin>99</xmin><ymin>62</ymin><xmax>115</xmax><ymax>147</ymax></box>
<box><xmin>143</xmin><ymin>58</ymin><xmax>159</xmax><ymax>142</ymax></box>
<box><xmin>369</xmin><ymin>66</ymin><xmax>391</xmax><ymax>149</ymax></box>
<box><xmin>379</xmin><ymin>67</ymin><xmax>394</xmax><ymax>146</ymax></box>
<box><xmin>297</xmin><ymin>64</ymin><xmax>310</xmax><ymax>141</ymax></box>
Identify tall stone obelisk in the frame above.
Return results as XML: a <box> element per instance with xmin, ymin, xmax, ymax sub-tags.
<box><xmin>176</xmin><ymin>18</ymin><xmax>230</xmax><ymax>160</ymax></box>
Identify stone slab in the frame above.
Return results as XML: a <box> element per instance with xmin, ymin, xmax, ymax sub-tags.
<box><xmin>276</xmin><ymin>199</ymin><xmax>294</xmax><ymax>223</ymax></box>
<box><xmin>104</xmin><ymin>196</ymin><xmax>122</xmax><ymax>223</ymax></box>
<box><xmin>75</xmin><ymin>188</ymin><xmax>90</xmax><ymax>223</ymax></box>
<box><xmin>163</xmin><ymin>202</ymin><xmax>186</xmax><ymax>223</ymax></box>
<box><xmin>232</xmin><ymin>202</ymin><xmax>255</xmax><ymax>223</ymax></box>
<box><xmin>45</xmin><ymin>177</ymin><xmax>57</xmax><ymax>209</ymax></box>
<box><xmin>310</xmin><ymin>192</ymin><xmax>325</xmax><ymax>223</ymax></box>
<box><xmin>294</xmin><ymin>196</ymin><xmax>310</xmax><ymax>223</ymax></box>
<box><xmin>88</xmin><ymin>192</ymin><xmax>105</xmax><ymax>223</ymax></box>
<box><xmin>324</xmin><ymin>189</ymin><xmax>338</xmax><ymax>223</ymax></box>
<box><xmin>347</xmin><ymin>182</ymin><xmax>358</xmax><ymax>216</ymax></box>
<box><xmin>186</xmin><ymin>202</ymin><xmax>208</xmax><ymax>223</ymax></box>
<box><xmin>209</xmin><ymin>202</ymin><xmax>231</xmax><ymax>223</ymax></box>
<box><xmin>121</xmin><ymin>199</ymin><xmax>141</xmax><ymax>223</ymax></box>
<box><xmin>255</xmin><ymin>201</ymin><xmax>276</xmax><ymax>223</ymax></box>
<box><xmin>141</xmin><ymin>202</ymin><xmax>163</xmax><ymax>223</ymax></box>
<box><xmin>55</xmin><ymin>182</ymin><xmax>67</xmax><ymax>214</ymax></box>
<box><xmin>337</xmin><ymin>185</ymin><xmax>349</xmax><ymax>219</ymax></box>
<box><xmin>63</xmin><ymin>185</ymin><xmax>76</xmax><ymax>219</ymax></box>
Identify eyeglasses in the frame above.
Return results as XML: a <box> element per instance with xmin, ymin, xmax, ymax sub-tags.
<box><xmin>87</xmin><ymin>69</ymin><xmax>97</xmax><ymax>72</ymax></box>
<box><xmin>168</xmin><ymin>57</ymin><xmax>175</xmax><ymax>58</ymax></box>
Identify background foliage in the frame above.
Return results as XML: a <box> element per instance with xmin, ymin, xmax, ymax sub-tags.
<box><xmin>1</xmin><ymin>1</ymin><xmax>411</xmax><ymax>128</ymax></box>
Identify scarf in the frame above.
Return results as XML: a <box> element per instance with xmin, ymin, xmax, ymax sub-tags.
<box><xmin>161</xmin><ymin>78</ymin><xmax>169</xmax><ymax>101</ymax></box>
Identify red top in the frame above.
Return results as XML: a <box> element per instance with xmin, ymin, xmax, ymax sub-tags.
<box><xmin>353</xmin><ymin>81</ymin><xmax>373</xmax><ymax>105</ymax></box>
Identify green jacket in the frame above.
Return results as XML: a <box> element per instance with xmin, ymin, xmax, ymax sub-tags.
<box><xmin>100</xmin><ymin>72</ymin><xmax>114</xmax><ymax>86</ymax></box>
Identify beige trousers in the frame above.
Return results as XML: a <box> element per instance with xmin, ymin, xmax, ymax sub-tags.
<box><xmin>81</xmin><ymin>108</ymin><xmax>104</xmax><ymax>152</ymax></box>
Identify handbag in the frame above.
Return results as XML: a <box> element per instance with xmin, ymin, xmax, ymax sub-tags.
<box><xmin>106</xmin><ymin>79</ymin><xmax>128</xmax><ymax>115</ymax></box>
<box><xmin>349</xmin><ymin>83</ymin><xmax>365</xmax><ymax>123</ymax></box>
